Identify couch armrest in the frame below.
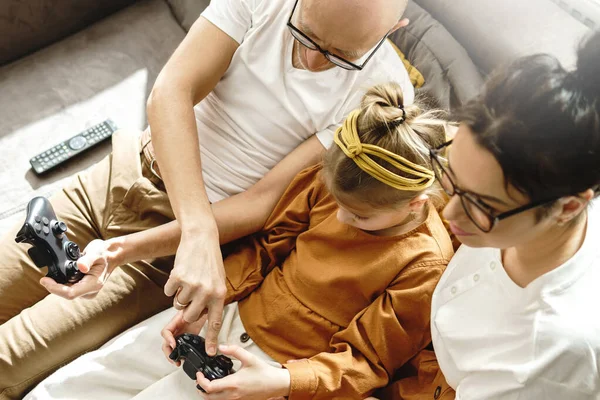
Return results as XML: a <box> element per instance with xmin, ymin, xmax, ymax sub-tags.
<box><xmin>415</xmin><ymin>0</ymin><xmax>590</xmax><ymax>73</ymax></box>
<box><xmin>0</xmin><ymin>0</ymin><xmax>139</xmax><ymax>66</ymax></box>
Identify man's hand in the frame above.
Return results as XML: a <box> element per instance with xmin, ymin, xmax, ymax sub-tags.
<box><xmin>195</xmin><ymin>345</ymin><xmax>291</xmax><ymax>400</ymax></box>
<box><xmin>163</xmin><ymin>229</ymin><xmax>226</xmax><ymax>356</ymax></box>
<box><xmin>40</xmin><ymin>238</ymin><xmax>121</xmax><ymax>300</ymax></box>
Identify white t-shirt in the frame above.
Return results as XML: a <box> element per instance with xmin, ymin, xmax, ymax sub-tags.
<box><xmin>431</xmin><ymin>202</ymin><xmax>600</xmax><ymax>400</ymax></box>
<box><xmin>197</xmin><ymin>0</ymin><xmax>414</xmax><ymax>202</ymax></box>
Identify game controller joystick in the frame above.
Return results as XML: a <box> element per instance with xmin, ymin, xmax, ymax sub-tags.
<box><xmin>15</xmin><ymin>196</ymin><xmax>84</xmax><ymax>284</ymax></box>
<box><xmin>169</xmin><ymin>334</ymin><xmax>234</xmax><ymax>392</ymax></box>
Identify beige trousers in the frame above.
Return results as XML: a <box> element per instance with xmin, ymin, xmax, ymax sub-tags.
<box><xmin>0</xmin><ymin>129</ymin><xmax>175</xmax><ymax>400</ymax></box>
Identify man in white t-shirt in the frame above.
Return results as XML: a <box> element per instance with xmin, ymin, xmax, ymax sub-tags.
<box><xmin>0</xmin><ymin>0</ymin><xmax>415</xmax><ymax>397</ymax></box>
<box><xmin>150</xmin><ymin>0</ymin><xmax>412</xmax><ymax>349</ymax></box>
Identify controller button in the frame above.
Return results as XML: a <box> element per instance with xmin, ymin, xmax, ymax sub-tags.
<box><xmin>34</xmin><ymin>223</ymin><xmax>42</xmax><ymax>232</ymax></box>
<box><xmin>193</xmin><ymin>339</ymin><xmax>200</xmax><ymax>345</ymax></box>
<box><xmin>42</xmin><ymin>217</ymin><xmax>49</xmax><ymax>225</ymax></box>
<box><xmin>240</xmin><ymin>333</ymin><xmax>250</xmax><ymax>343</ymax></box>
<box><xmin>34</xmin><ymin>216</ymin><xmax>41</xmax><ymax>223</ymax></box>
<box><xmin>183</xmin><ymin>334</ymin><xmax>190</xmax><ymax>341</ymax></box>
<box><xmin>52</xmin><ymin>221</ymin><xmax>68</xmax><ymax>235</ymax></box>
<box><xmin>42</xmin><ymin>226</ymin><xmax>50</xmax><ymax>235</ymax></box>
<box><xmin>65</xmin><ymin>242</ymin><xmax>80</xmax><ymax>259</ymax></box>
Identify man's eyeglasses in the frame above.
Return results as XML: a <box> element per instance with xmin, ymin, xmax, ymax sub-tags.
<box><xmin>286</xmin><ymin>0</ymin><xmax>392</xmax><ymax>71</ymax></box>
<box><xmin>429</xmin><ymin>141</ymin><xmax>557</xmax><ymax>233</ymax></box>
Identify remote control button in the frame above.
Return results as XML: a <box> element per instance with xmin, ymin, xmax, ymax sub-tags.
<box><xmin>42</xmin><ymin>217</ymin><xmax>49</xmax><ymax>225</ymax></box>
<box><xmin>34</xmin><ymin>223</ymin><xmax>42</xmax><ymax>232</ymax></box>
<box><xmin>34</xmin><ymin>215</ymin><xmax>41</xmax><ymax>223</ymax></box>
<box><xmin>42</xmin><ymin>226</ymin><xmax>50</xmax><ymax>235</ymax></box>
<box><xmin>68</xmin><ymin>136</ymin><xmax>87</xmax><ymax>150</ymax></box>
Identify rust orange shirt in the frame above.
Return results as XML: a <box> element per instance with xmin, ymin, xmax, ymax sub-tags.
<box><xmin>223</xmin><ymin>164</ymin><xmax>454</xmax><ymax>399</ymax></box>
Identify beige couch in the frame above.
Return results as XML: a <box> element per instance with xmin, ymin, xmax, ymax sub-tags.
<box><xmin>0</xmin><ymin>0</ymin><xmax>590</xmax><ymax>234</ymax></box>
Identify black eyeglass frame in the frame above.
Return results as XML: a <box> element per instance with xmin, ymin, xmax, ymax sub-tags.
<box><xmin>286</xmin><ymin>0</ymin><xmax>392</xmax><ymax>71</ymax></box>
<box><xmin>429</xmin><ymin>140</ymin><xmax>559</xmax><ymax>233</ymax></box>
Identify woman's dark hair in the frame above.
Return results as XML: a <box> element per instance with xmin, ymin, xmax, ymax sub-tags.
<box><xmin>455</xmin><ymin>31</ymin><xmax>600</xmax><ymax>215</ymax></box>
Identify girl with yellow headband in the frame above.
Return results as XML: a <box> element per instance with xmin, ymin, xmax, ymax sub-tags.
<box><xmin>29</xmin><ymin>82</ymin><xmax>453</xmax><ymax>400</ymax></box>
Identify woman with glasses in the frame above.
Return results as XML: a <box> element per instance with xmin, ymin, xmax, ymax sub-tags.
<box><xmin>428</xmin><ymin>31</ymin><xmax>600</xmax><ymax>399</ymax></box>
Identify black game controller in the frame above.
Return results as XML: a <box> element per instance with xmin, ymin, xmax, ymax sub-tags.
<box><xmin>15</xmin><ymin>197</ymin><xmax>84</xmax><ymax>284</ymax></box>
<box><xmin>169</xmin><ymin>334</ymin><xmax>234</xmax><ymax>392</ymax></box>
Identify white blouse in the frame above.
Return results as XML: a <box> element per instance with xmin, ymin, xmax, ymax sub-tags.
<box><xmin>431</xmin><ymin>202</ymin><xmax>600</xmax><ymax>400</ymax></box>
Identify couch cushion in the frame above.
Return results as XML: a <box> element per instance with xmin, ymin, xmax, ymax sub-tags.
<box><xmin>390</xmin><ymin>1</ymin><xmax>484</xmax><ymax>110</ymax></box>
<box><xmin>165</xmin><ymin>0</ymin><xmax>211</xmax><ymax>31</ymax></box>
<box><xmin>0</xmin><ymin>0</ymin><xmax>185</xmax><ymax>235</ymax></box>
<box><xmin>415</xmin><ymin>0</ymin><xmax>590</xmax><ymax>73</ymax></box>
<box><xmin>0</xmin><ymin>0</ymin><xmax>140</xmax><ymax>66</ymax></box>
<box><xmin>387</xmin><ymin>40</ymin><xmax>425</xmax><ymax>89</ymax></box>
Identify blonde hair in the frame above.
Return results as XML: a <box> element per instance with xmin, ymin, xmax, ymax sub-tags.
<box><xmin>323</xmin><ymin>82</ymin><xmax>448</xmax><ymax>209</ymax></box>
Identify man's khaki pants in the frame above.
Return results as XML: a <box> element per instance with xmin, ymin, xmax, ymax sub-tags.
<box><xmin>0</xmin><ymin>130</ymin><xmax>176</xmax><ymax>400</ymax></box>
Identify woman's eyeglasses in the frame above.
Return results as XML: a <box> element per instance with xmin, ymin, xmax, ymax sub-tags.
<box><xmin>429</xmin><ymin>141</ymin><xmax>557</xmax><ymax>233</ymax></box>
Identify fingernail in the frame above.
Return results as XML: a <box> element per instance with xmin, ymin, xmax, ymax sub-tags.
<box><xmin>218</xmin><ymin>344</ymin><xmax>227</xmax><ymax>351</ymax></box>
<box><xmin>208</xmin><ymin>345</ymin><xmax>216</xmax><ymax>355</ymax></box>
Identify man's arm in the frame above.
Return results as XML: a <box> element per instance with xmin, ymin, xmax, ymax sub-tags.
<box><xmin>146</xmin><ymin>14</ymin><xmax>239</xmax><ymax>355</ymax></box>
<box><xmin>147</xmin><ymin>16</ymin><xmax>236</xmax><ymax>232</ymax></box>
<box><xmin>41</xmin><ymin>133</ymin><xmax>325</xmax><ymax>300</ymax></box>
<box><xmin>111</xmin><ymin>135</ymin><xmax>325</xmax><ymax>266</ymax></box>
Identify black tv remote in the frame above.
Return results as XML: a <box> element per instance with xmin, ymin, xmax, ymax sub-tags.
<box><xmin>30</xmin><ymin>119</ymin><xmax>118</xmax><ymax>174</ymax></box>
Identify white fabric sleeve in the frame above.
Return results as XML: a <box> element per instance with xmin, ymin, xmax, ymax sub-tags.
<box><xmin>201</xmin><ymin>0</ymin><xmax>257</xmax><ymax>44</ymax></box>
<box><xmin>315</xmin><ymin>125</ymin><xmax>337</xmax><ymax>149</ymax></box>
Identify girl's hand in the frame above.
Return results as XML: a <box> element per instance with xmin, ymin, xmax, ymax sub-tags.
<box><xmin>196</xmin><ymin>344</ymin><xmax>291</xmax><ymax>399</ymax></box>
<box><xmin>161</xmin><ymin>310</ymin><xmax>208</xmax><ymax>365</ymax></box>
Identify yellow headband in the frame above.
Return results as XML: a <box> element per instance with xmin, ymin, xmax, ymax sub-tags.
<box><xmin>333</xmin><ymin>109</ymin><xmax>435</xmax><ymax>192</ymax></box>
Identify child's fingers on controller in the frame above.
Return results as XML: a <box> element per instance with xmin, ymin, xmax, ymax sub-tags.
<box><xmin>195</xmin><ymin>372</ymin><xmax>212</xmax><ymax>394</ymax></box>
<box><xmin>161</xmin><ymin>342</ymin><xmax>180</xmax><ymax>365</ymax></box>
